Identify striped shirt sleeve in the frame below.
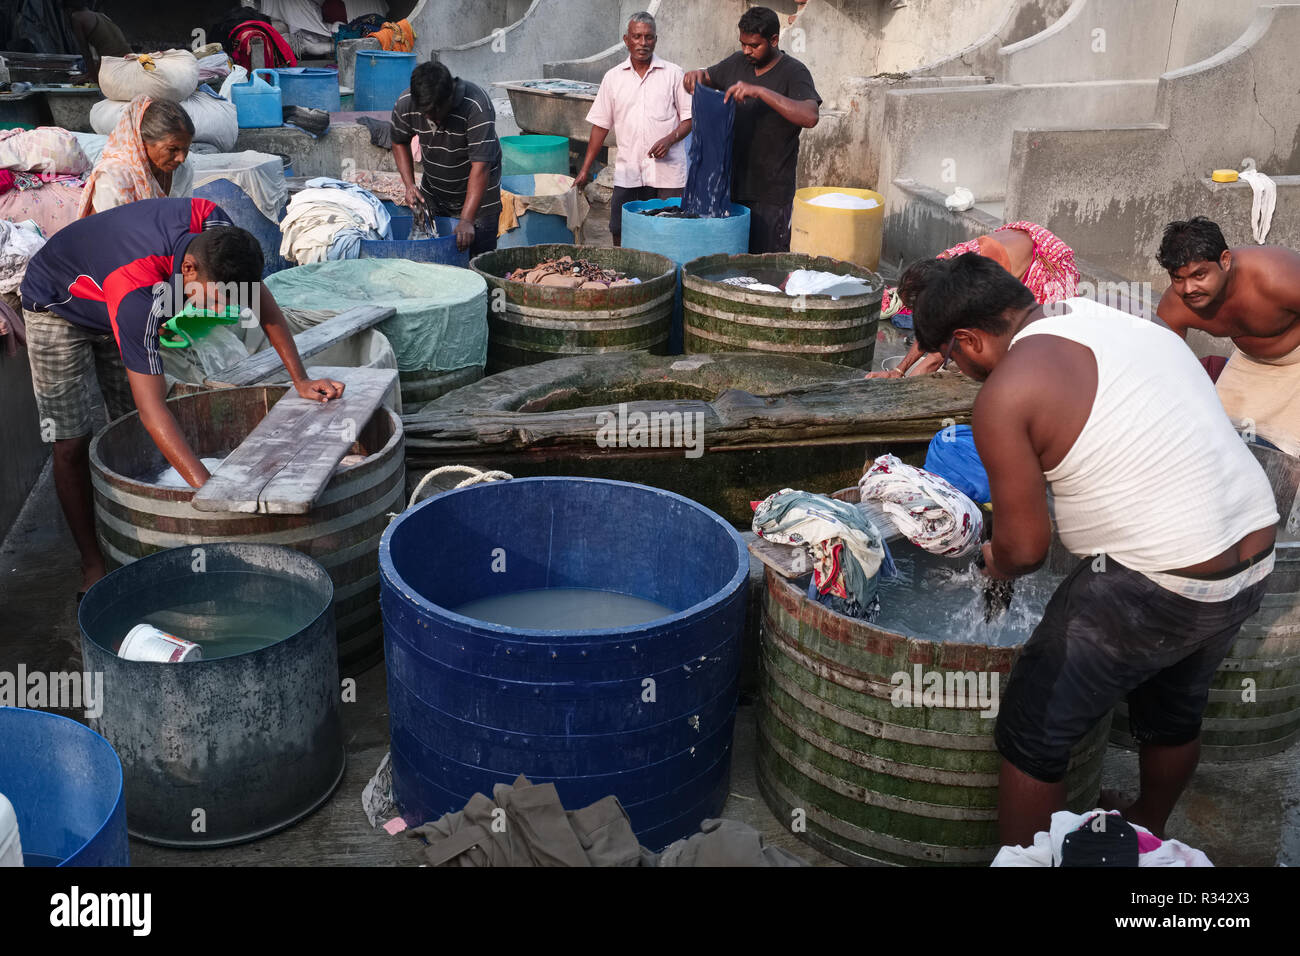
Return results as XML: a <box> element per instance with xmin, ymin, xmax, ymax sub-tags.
<box><xmin>464</xmin><ymin>90</ymin><xmax>500</xmax><ymax>165</ymax></box>
<box><xmin>390</xmin><ymin>90</ymin><xmax>416</xmax><ymax>146</ymax></box>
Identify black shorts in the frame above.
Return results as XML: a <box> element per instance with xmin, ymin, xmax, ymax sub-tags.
<box><xmin>994</xmin><ymin>556</ymin><xmax>1269</xmax><ymax>783</ymax></box>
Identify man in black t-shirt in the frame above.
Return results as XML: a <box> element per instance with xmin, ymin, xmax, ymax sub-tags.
<box><xmin>684</xmin><ymin>6</ymin><xmax>821</xmax><ymax>253</ymax></box>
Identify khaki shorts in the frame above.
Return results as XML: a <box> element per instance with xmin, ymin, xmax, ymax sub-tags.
<box><xmin>24</xmin><ymin>308</ymin><xmax>135</xmax><ymax>441</ymax></box>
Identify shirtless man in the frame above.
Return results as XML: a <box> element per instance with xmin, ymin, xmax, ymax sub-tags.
<box><xmin>911</xmin><ymin>253</ymin><xmax>1278</xmax><ymax>847</ymax></box>
<box><xmin>1156</xmin><ymin>216</ymin><xmax>1300</xmax><ymax>455</ymax></box>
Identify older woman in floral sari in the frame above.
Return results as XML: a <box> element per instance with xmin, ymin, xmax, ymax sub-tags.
<box><xmin>77</xmin><ymin>96</ymin><xmax>195</xmax><ymax>217</ymax></box>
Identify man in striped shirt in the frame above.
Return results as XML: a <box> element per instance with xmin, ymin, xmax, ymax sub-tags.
<box><xmin>391</xmin><ymin>60</ymin><xmax>503</xmax><ymax>256</ymax></box>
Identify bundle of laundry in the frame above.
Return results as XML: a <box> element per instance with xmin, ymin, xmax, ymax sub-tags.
<box><xmin>92</xmin><ymin>85</ymin><xmax>239</xmax><ymax>153</ymax></box>
<box><xmin>98</xmin><ymin>50</ymin><xmax>200</xmax><ymax>103</ymax></box>
<box><xmin>713</xmin><ymin>269</ymin><xmax>875</xmax><ymax>300</ymax></box>
<box><xmin>0</xmin><ymin>127</ymin><xmax>91</xmax><ymax>176</ymax></box>
<box><xmin>279</xmin><ymin>177</ymin><xmax>392</xmax><ymax>265</ymax></box>
<box><xmin>0</xmin><ymin>218</ymin><xmax>46</xmax><ymax>295</ymax></box>
<box><xmin>752</xmin><ymin>488</ymin><xmax>894</xmax><ymax>621</ymax></box>
<box><xmin>195</xmin><ymin>52</ymin><xmax>234</xmax><ymax>86</ymax></box>
<box><xmin>282</xmin><ymin>105</ymin><xmax>330</xmax><ymax>137</ymax></box>
<box><xmin>858</xmin><ymin>454</ymin><xmax>983</xmax><ymax>558</ymax></box>
<box><xmin>368</xmin><ymin>18</ymin><xmax>416</xmax><ymax>52</ymax></box>
<box><xmin>924</xmin><ymin>425</ymin><xmax>990</xmax><ymax>505</ymax></box>
<box><xmin>209</xmin><ymin>11</ymin><xmax>299</xmax><ymax>71</ymax></box>
<box><xmin>0</xmin><ymin>129</ymin><xmax>89</xmax><ymax>238</ymax></box>
<box><xmin>991</xmin><ymin>809</ymin><xmax>1213</xmax><ymax>867</ymax></box>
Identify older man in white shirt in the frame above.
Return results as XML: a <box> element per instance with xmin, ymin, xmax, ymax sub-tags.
<box><xmin>575</xmin><ymin>11</ymin><xmax>693</xmax><ymax>247</ymax></box>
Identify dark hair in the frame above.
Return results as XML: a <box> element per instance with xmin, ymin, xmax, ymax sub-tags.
<box><xmin>409</xmin><ymin>61</ymin><xmax>455</xmax><ymax>116</ymax></box>
<box><xmin>140</xmin><ymin>99</ymin><xmax>195</xmax><ymax>143</ymax></box>
<box><xmin>1157</xmin><ymin>216</ymin><xmax>1228</xmax><ymax>273</ymax></box>
<box><xmin>911</xmin><ymin>254</ymin><xmax>1035</xmax><ymax>352</ymax></box>
<box><xmin>187</xmin><ymin>227</ymin><xmax>264</xmax><ymax>283</ymax></box>
<box><xmin>739</xmin><ymin>6</ymin><xmax>780</xmax><ymax>40</ymax></box>
<box><xmin>895</xmin><ymin>257</ymin><xmax>948</xmax><ymax>310</ymax></box>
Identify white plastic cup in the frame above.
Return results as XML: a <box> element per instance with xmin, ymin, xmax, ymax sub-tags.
<box><xmin>118</xmin><ymin>624</ymin><xmax>203</xmax><ymax>663</ymax></box>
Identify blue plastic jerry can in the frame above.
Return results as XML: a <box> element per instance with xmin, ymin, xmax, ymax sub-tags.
<box><xmin>231</xmin><ymin>71</ymin><xmax>283</xmax><ymax>129</ymax></box>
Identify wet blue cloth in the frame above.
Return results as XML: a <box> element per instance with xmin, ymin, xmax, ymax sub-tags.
<box><xmin>681</xmin><ymin>85</ymin><xmax>734</xmax><ymax>218</ymax></box>
<box><xmin>925</xmin><ymin>425</ymin><xmax>991</xmax><ymax>505</ymax></box>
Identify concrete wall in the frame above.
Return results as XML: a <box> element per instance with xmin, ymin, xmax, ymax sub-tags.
<box><xmin>879</xmin><ymin>79</ymin><xmax>1159</xmax><ymax>201</ymax></box>
<box><xmin>236</xmin><ymin>123</ymin><xmax>398</xmax><ymax>177</ymax></box>
<box><xmin>0</xmin><ymin>347</ymin><xmax>48</xmax><ymax>542</ymax></box>
<box><xmin>411</xmin><ymin>0</ymin><xmax>632</xmax><ymax>85</ymax></box>
<box><xmin>1005</xmin><ymin>2</ymin><xmax>1300</xmax><ymax>284</ymax></box>
<box><xmin>997</xmin><ymin>0</ymin><xmax>1265</xmax><ymax>83</ymax></box>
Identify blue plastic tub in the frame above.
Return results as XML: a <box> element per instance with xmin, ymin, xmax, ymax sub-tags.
<box><xmin>262</xmin><ymin>67</ymin><xmax>341</xmax><ymax>112</ymax></box>
<box><xmin>622</xmin><ymin>198</ymin><xmax>752</xmax><ymax>354</ymax></box>
<box><xmin>380</xmin><ymin>477</ymin><xmax>748</xmax><ymax>850</ymax></box>
<box><xmin>360</xmin><ymin>212</ymin><xmax>468</xmax><ymax>265</ymax></box>
<box><xmin>355</xmin><ymin>51</ymin><xmax>417</xmax><ymax>112</ymax></box>
<box><xmin>0</xmin><ymin>707</ymin><xmax>129</xmax><ymax>866</ymax></box>
<box><xmin>193</xmin><ymin>178</ymin><xmax>288</xmax><ymax>277</ymax></box>
<box><xmin>497</xmin><ymin>173</ymin><xmax>575</xmax><ymax>249</ymax></box>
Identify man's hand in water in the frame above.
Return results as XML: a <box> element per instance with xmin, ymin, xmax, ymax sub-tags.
<box><xmin>404</xmin><ymin>182</ymin><xmax>423</xmax><ymax>210</ymax></box>
<box><xmin>978</xmin><ymin>542</ymin><xmax>1016</xmax><ymax>580</ymax></box>
<box><xmin>296</xmin><ymin>378</ymin><xmax>345</xmax><ymax>403</ymax></box>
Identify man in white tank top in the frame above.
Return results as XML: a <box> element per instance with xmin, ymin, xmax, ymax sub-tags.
<box><xmin>911</xmin><ymin>254</ymin><xmax>1279</xmax><ymax>849</ymax></box>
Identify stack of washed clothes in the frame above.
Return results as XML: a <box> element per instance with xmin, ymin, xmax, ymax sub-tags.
<box><xmin>279</xmin><ymin>177</ymin><xmax>392</xmax><ymax>264</ymax></box>
<box><xmin>0</xmin><ymin>127</ymin><xmax>92</xmax><ymax>237</ymax></box>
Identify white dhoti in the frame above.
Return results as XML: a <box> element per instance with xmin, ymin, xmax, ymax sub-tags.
<box><xmin>1215</xmin><ymin>344</ymin><xmax>1300</xmax><ymax>456</ymax></box>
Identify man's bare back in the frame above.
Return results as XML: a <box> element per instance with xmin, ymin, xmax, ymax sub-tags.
<box><xmin>1158</xmin><ymin>245</ymin><xmax>1300</xmax><ymax>361</ymax></box>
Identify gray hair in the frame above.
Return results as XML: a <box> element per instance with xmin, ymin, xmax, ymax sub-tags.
<box><xmin>628</xmin><ymin>11</ymin><xmax>656</xmax><ymax>31</ymax></box>
<box><xmin>139</xmin><ymin>99</ymin><xmax>195</xmax><ymax>143</ymax></box>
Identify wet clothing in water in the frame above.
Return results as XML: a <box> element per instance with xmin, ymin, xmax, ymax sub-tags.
<box><xmin>390</xmin><ymin>80</ymin><xmax>503</xmax><ymax>226</ymax></box>
<box><xmin>704</xmin><ymin>50</ymin><xmax>820</xmax><ymax>208</ymax></box>
<box><xmin>680</xmin><ymin>85</ymin><xmax>734</xmax><ymax>219</ymax></box>
<box><xmin>609</xmin><ymin>185</ymin><xmax>682</xmax><ymax>242</ymax></box>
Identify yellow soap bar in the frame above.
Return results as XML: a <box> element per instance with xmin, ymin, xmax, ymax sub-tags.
<box><xmin>1212</xmin><ymin>169</ymin><xmax>1240</xmax><ymax>183</ymax></box>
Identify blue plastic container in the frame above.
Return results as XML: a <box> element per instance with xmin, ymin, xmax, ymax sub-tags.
<box><xmin>380</xmin><ymin>477</ymin><xmax>748</xmax><ymax>850</ymax></box>
<box><xmin>355</xmin><ymin>51</ymin><xmax>417</xmax><ymax>112</ymax></box>
<box><xmin>497</xmin><ymin>174</ymin><xmax>575</xmax><ymax>249</ymax></box>
<box><xmin>622</xmin><ymin>198</ymin><xmax>752</xmax><ymax>354</ymax></box>
<box><xmin>360</xmin><ymin>211</ymin><xmax>468</xmax><ymax>265</ymax></box>
<box><xmin>193</xmin><ymin>178</ymin><xmax>288</xmax><ymax>277</ymax></box>
<box><xmin>231</xmin><ymin>71</ymin><xmax>282</xmax><ymax>128</ymax></box>
<box><xmin>500</xmin><ymin>135</ymin><xmax>570</xmax><ymax>177</ymax></box>
<box><xmin>262</xmin><ymin>67</ymin><xmax>341</xmax><ymax>112</ymax></box>
<box><xmin>0</xmin><ymin>707</ymin><xmax>129</xmax><ymax>866</ymax></box>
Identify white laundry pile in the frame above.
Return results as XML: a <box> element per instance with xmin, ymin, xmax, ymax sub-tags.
<box><xmin>991</xmin><ymin>809</ymin><xmax>1214</xmax><ymax>867</ymax></box>
<box><xmin>189</xmin><ymin>151</ymin><xmax>288</xmax><ymax>222</ymax></box>
<box><xmin>718</xmin><ymin>270</ymin><xmax>875</xmax><ymax>300</ymax></box>
<box><xmin>721</xmin><ymin>276</ymin><xmax>783</xmax><ymax>294</ymax></box>
<box><xmin>0</xmin><ymin>219</ymin><xmax>46</xmax><ymax>294</ymax></box>
<box><xmin>806</xmin><ymin>192</ymin><xmax>879</xmax><ymax>210</ymax></box>
<box><xmin>858</xmin><ymin>454</ymin><xmax>984</xmax><ymax>558</ymax></box>
<box><xmin>280</xmin><ymin>178</ymin><xmax>392</xmax><ymax>265</ymax></box>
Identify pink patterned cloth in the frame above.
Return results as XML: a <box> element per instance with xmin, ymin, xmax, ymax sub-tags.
<box><xmin>882</xmin><ymin>221</ymin><xmax>1080</xmax><ymax>317</ymax></box>
<box><xmin>0</xmin><ymin>182</ymin><xmax>86</xmax><ymax>238</ymax></box>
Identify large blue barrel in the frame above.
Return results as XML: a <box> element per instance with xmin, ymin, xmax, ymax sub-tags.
<box><xmin>266</xmin><ymin>67</ymin><xmax>341</xmax><ymax>112</ymax></box>
<box><xmin>359</xmin><ymin>212</ymin><xmax>468</xmax><ymax>265</ymax></box>
<box><xmin>193</xmin><ymin>178</ymin><xmax>287</xmax><ymax>277</ymax></box>
<box><xmin>79</xmin><ymin>543</ymin><xmax>345</xmax><ymax>847</ymax></box>
<box><xmin>622</xmin><ymin>198</ymin><xmax>752</xmax><ymax>354</ymax></box>
<box><xmin>0</xmin><ymin>708</ymin><xmax>129</xmax><ymax>866</ymax></box>
<box><xmin>380</xmin><ymin>477</ymin><xmax>748</xmax><ymax>850</ymax></box>
<box><xmin>355</xmin><ymin>51</ymin><xmax>417</xmax><ymax>112</ymax></box>
<box><xmin>498</xmin><ymin>173</ymin><xmax>576</xmax><ymax>248</ymax></box>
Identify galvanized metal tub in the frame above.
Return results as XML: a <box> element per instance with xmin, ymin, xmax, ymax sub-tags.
<box><xmin>1111</xmin><ymin>444</ymin><xmax>1300</xmax><ymax>760</ymax></box>
<box><xmin>471</xmin><ymin>244</ymin><xmax>677</xmax><ymax>373</ymax></box>
<box><xmin>89</xmin><ymin>385</ymin><xmax>405</xmax><ymax>675</ymax></box>
<box><xmin>78</xmin><ymin>543</ymin><xmax>344</xmax><ymax>847</ymax></box>
<box><xmin>683</xmin><ymin>252</ymin><xmax>883</xmax><ymax>370</ymax></box>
